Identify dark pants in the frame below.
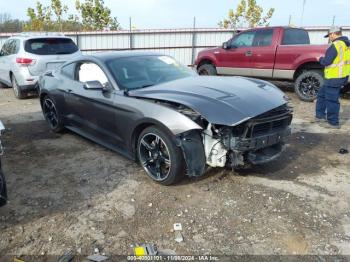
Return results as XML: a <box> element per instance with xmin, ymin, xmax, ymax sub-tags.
<box><xmin>315</xmin><ymin>84</ymin><xmax>341</xmax><ymax>126</ymax></box>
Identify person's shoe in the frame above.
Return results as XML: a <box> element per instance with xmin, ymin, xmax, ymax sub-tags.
<box><xmin>314</xmin><ymin>117</ymin><xmax>327</xmax><ymax>123</ymax></box>
<box><xmin>320</xmin><ymin>122</ymin><xmax>341</xmax><ymax>129</ymax></box>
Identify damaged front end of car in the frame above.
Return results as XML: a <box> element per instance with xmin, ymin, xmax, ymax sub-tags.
<box><xmin>175</xmin><ymin>104</ymin><xmax>293</xmax><ymax>177</ymax></box>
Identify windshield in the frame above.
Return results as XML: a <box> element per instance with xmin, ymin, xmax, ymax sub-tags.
<box><xmin>106</xmin><ymin>55</ymin><xmax>196</xmax><ymax>90</ymax></box>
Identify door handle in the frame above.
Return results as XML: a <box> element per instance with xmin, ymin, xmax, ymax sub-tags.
<box><xmin>245</xmin><ymin>51</ymin><xmax>253</xmax><ymax>57</ymax></box>
<box><xmin>66</xmin><ymin>89</ymin><xmax>73</xmax><ymax>93</ymax></box>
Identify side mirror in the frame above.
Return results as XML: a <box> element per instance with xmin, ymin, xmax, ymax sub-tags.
<box><xmin>84</xmin><ymin>80</ymin><xmax>104</xmax><ymax>90</ymax></box>
<box><xmin>222</xmin><ymin>42</ymin><xmax>229</xmax><ymax>49</ymax></box>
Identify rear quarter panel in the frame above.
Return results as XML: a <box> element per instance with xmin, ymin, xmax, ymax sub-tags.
<box><xmin>39</xmin><ymin>71</ymin><xmax>67</xmax><ymax>116</ymax></box>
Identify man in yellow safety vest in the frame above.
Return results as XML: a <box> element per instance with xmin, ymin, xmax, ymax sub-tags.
<box><xmin>316</xmin><ymin>26</ymin><xmax>350</xmax><ymax>129</ymax></box>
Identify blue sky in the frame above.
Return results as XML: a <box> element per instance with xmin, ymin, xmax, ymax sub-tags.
<box><xmin>0</xmin><ymin>0</ymin><xmax>349</xmax><ymax>29</ymax></box>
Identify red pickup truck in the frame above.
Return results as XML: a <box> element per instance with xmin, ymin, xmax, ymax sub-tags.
<box><xmin>195</xmin><ymin>26</ymin><xmax>332</xmax><ymax>101</ymax></box>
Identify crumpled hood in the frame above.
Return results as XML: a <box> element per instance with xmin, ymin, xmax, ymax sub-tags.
<box><xmin>129</xmin><ymin>76</ymin><xmax>288</xmax><ymax>126</ymax></box>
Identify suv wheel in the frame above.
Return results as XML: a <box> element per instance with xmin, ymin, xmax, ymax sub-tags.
<box><xmin>197</xmin><ymin>64</ymin><xmax>217</xmax><ymax>75</ymax></box>
<box><xmin>11</xmin><ymin>75</ymin><xmax>26</xmax><ymax>99</ymax></box>
<box><xmin>295</xmin><ymin>70</ymin><xmax>323</xmax><ymax>102</ymax></box>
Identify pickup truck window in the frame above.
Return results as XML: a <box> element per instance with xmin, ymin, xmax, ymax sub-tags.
<box><xmin>282</xmin><ymin>28</ymin><xmax>310</xmax><ymax>45</ymax></box>
<box><xmin>252</xmin><ymin>29</ymin><xmax>273</xmax><ymax>47</ymax></box>
<box><xmin>231</xmin><ymin>31</ymin><xmax>255</xmax><ymax>48</ymax></box>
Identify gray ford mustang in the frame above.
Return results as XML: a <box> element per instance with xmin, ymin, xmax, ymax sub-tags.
<box><xmin>39</xmin><ymin>52</ymin><xmax>292</xmax><ymax>185</ymax></box>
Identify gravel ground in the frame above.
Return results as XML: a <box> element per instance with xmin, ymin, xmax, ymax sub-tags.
<box><xmin>0</xmin><ymin>84</ymin><xmax>350</xmax><ymax>258</ymax></box>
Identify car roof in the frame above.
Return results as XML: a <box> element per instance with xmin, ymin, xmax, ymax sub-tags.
<box><xmin>88</xmin><ymin>51</ymin><xmax>165</xmax><ymax>62</ymax></box>
<box><xmin>241</xmin><ymin>26</ymin><xmax>306</xmax><ymax>32</ymax></box>
<box><xmin>9</xmin><ymin>32</ymin><xmax>70</xmax><ymax>40</ymax></box>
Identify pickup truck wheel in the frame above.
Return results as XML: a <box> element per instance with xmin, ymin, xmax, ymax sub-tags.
<box><xmin>197</xmin><ymin>64</ymin><xmax>217</xmax><ymax>76</ymax></box>
<box><xmin>341</xmin><ymin>84</ymin><xmax>350</xmax><ymax>94</ymax></box>
<box><xmin>295</xmin><ymin>70</ymin><xmax>323</xmax><ymax>102</ymax></box>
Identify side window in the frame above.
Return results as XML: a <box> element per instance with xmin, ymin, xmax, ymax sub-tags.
<box><xmin>282</xmin><ymin>29</ymin><xmax>310</xmax><ymax>45</ymax></box>
<box><xmin>0</xmin><ymin>40</ymin><xmax>11</xmax><ymax>56</ymax></box>
<box><xmin>7</xmin><ymin>40</ymin><xmax>17</xmax><ymax>55</ymax></box>
<box><xmin>78</xmin><ymin>63</ymin><xmax>108</xmax><ymax>85</ymax></box>
<box><xmin>13</xmin><ymin>39</ymin><xmax>20</xmax><ymax>54</ymax></box>
<box><xmin>61</xmin><ymin>63</ymin><xmax>76</xmax><ymax>80</ymax></box>
<box><xmin>253</xmin><ymin>29</ymin><xmax>273</xmax><ymax>47</ymax></box>
<box><xmin>231</xmin><ymin>31</ymin><xmax>256</xmax><ymax>48</ymax></box>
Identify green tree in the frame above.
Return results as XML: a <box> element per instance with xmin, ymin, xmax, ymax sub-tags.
<box><xmin>219</xmin><ymin>0</ymin><xmax>275</xmax><ymax>28</ymax></box>
<box><xmin>51</xmin><ymin>0</ymin><xmax>68</xmax><ymax>30</ymax></box>
<box><xmin>25</xmin><ymin>1</ymin><xmax>52</xmax><ymax>31</ymax></box>
<box><xmin>25</xmin><ymin>0</ymin><xmax>85</xmax><ymax>32</ymax></box>
<box><xmin>75</xmin><ymin>0</ymin><xmax>120</xmax><ymax>30</ymax></box>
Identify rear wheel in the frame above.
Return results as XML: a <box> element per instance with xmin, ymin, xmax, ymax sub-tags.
<box><xmin>11</xmin><ymin>75</ymin><xmax>26</xmax><ymax>99</ymax></box>
<box><xmin>294</xmin><ymin>70</ymin><xmax>323</xmax><ymax>102</ymax></box>
<box><xmin>42</xmin><ymin>96</ymin><xmax>64</xmax><ymax>133</ymax></box>
<box><xmin>137</xmin><ymin>126</ymin><xmax>185</xmax><ymax>185</ymax></box>
<box><xmin>197</xmin><ymin>64</ymin><xmax>217</xmax><ymax>76</ymax></box>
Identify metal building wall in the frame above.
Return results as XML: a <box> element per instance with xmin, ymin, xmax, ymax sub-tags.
<box><xmin>1</xmin><ymin>27</ymin><xmax>350</xmax><ymax>66</ymax></box>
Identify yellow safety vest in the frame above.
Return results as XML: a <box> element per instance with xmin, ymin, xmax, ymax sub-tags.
<box><xmin>325</xmin><ymin>40</ymin><xmax>350</xmax><ymax>79</ymax></box>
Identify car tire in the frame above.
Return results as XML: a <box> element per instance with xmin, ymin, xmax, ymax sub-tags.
<box><xmin>0</xmin><ymin>82</ymin><xmax>9</xmax><ymax>88</ymax></box>
<box><xmin>137</xmin><ymin>126</ymin><xmax>185</xmax><ymax>185</ymax></box>
<box><xmin>197</xmin><ymin>64</ymin><xmax>217</xmax><ymax>76</ymax></box>
<box><xmin>341</xmin><ymin>83</ymin><xmax>350</xmax><ymax>94</ymax></box>
<box><xmin>294</xmin><ymin>70</ymin><xmax>324</xmax><ymax>102</ymax></box>
<box><xmin>0</xmin><ymin>168</ymin><xmax>7</xmax><ymax>207</ymax></box>
<box><xmin>41</xmin><ymin>96</ymin><xmax>64</xmax><ymax>133</ymax></box>
<box><xmin>11</xmin><ymin>75</ymin><xmax>26</xmax><ymax>99</ymax></box>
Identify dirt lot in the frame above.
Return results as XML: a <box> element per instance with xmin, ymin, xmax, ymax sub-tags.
<box><xmin>0</xmin><ymin>84</ymin><xmax>350</xmax><ymax>258</ymax></box>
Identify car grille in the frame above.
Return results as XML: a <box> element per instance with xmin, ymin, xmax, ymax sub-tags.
<box><xmin>244</xmin><ymin>105</ymin><xmax>292</xmax><ymax>139</ymax></box>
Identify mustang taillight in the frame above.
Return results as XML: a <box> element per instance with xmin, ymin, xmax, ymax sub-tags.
<box><xmin>16</xmin><ymin>57</ymin><xmax>36</xmax><ymax>66</ymax></box>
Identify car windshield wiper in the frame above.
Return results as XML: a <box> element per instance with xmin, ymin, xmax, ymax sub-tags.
<box><xmin>131</xmin><ymin>84</ymin><xmax>155</xmax><ymax>90</ymax></box>
<box><xmin>140</xmin><ymin>84</ymin><xmax>154</xmax><ymax>88</ymax></box>
<box><xmin>125</xmin><ymin>84</ymin><xmax>155</xmax><ymax>93</ymax></box>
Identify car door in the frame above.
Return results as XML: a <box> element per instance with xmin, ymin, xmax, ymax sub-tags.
<box><xmin>216</xmin><ymin>30</ymin><xmax>256</xmax><ymax>76</ymax></box>
<box><xmin>250</xmin><ymin>29</ymin><xmax>275</xmax><ymax>78</ymax></box>
<box><xmin>0</xmin><ymin>40</ymin><xmax>12</xmax><ymax>85</ymax></box>
<box><xmin>63</xmin><ymin>61</ymin><xmax>124</xmax><ymax>148</ymax></box>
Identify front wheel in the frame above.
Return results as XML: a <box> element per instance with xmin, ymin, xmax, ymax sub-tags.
<box><xmin>137</xmin><ymin>126</ymin><xmax>185</xmax><ymax>185</ymax></box>
<box><xmin>42</xmin><ymin>96</ymin><xmax>64</xmax><ymax>133</ymax></box>
<box><xmin>197</xmin><ymin>64</ymin><xmax>217</xmax><ymax>76</ymax></box>
<box><xmin>294</xmin><ymin>70</ymin><xmax>324</xmax><ymax>102</ymax></box>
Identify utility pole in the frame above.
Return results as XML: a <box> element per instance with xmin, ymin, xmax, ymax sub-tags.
<box><xmin>129</xmin><ymin>17</ymin><xmax>133</xmax><ymax>50</ymax></box>
<box><xmin>191</xmin><ymin>17</ymin><xmax>197</xmax><ymax>66</ymax></box>
<box><xmin>300</xmin><ymin>0</ymin><xmax>306</xmax><ymax>26</ymax></box>
<box><xmin>288</xmin><ymin>15</ymin><xmax>292</xmax><ymax>26</ymax></box>
<box><xmin>332</xmin><ymin>15</ymin><xmax>336</xmax><ymax>25</ymax></box>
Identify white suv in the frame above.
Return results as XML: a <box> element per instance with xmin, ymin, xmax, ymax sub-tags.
<box><xmin>0</xmin><ymin>33</ymin><xmax>81</xmax><ymax>99</ymax></box>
